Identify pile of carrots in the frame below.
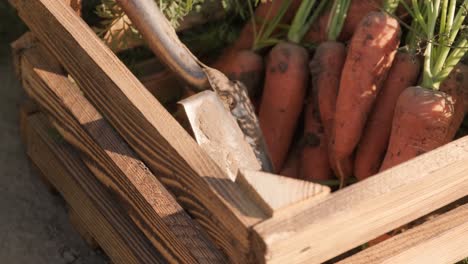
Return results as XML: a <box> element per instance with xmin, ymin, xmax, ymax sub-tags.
<box><xmin>212</xmin><ymin>0</ymin><xmax>468</xmax><ymax>187</ymax></box>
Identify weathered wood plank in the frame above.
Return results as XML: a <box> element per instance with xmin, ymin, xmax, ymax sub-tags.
<box><xmin>10</xmin><ymin>32</ymin><xmax>37</xmax><ymax>78</ymax></box>
<box><xmin>253</xmin><ymin>136</ymin><xmax>468</xmax><ymax>264</ymax></box>
<box><xmin>65</xmin><ymin>0</ymin><xmax>81</xmax><ymax>15</ymax></box>
<box><xmin>10</xmin><ymin>0</ymin><xmax>269</xmax><ymax>261</ymax></box>
<box><xmin>19</xmin><ymin>44</ymin><xmax>225</xmax><ymax>263</ymax></box>
<box><xmin>68</xmin><ymin>208</ymin><xmax>99</xmax><ymax>250</ymax></box>
<box><xmin>338</xmin><ymin>203</ymin><xmax>468</xmax><ymax>264</ymax></box>
<box><xmin>18</xmin><ymin>99</ymin><xmax>39</xmax><ymax>144</ymax></box>
<box><xmin>24</xmin><ymin>113</ymin><xmax>166</xmax><ymax>264</ymax></box>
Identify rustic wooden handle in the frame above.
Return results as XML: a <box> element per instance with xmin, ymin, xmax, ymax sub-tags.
<box><xmin>116</xmin><ymin>0</ymin><xmax>210</xmax><ymax>91</ymax></box>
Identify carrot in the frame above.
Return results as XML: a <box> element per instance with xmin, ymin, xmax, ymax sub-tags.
<box><xmin>280</xmin><ymin>143</ymin><xmax>301</xmax><ymax>179</ymax></box>
<box><xmin>379</xmin><ymin>0</ymin><xmax>468</xmax><ymax>172</ymax></box>
<box><xmin>300</xmin><ymin>0</ymin><xmax>350</xmax><ymax>182</ymax></box>
<box><xmin>330</xmin><ymin>11</ymin><xmax>401</xmax><ymax>181</ymax></box>
<box><xmin>259</xmin><ymin>0</ymin><xmax>326</xmax><ymax>172</ymax></box>
<box><xmin>379</xmin><ymin>87</ymin><xmax>455</xmax><ymax>171</ymax></box>
<box><xmin>301</xmin><ymin>95</ymin><xmax>334</xmax><ymax>181</ymax></box>
<box><xmin>309</xmin><ymin>41</ymin><xmax>346</xmax><ymax>142</ymax></box>
<box><xmin>212</xmin><ymin>0</ymin><xmax>301</xmax><ymax>98</ymax></box>
<box><xmin>440</xmin><ymin>64</ymin><xmax>468</xmax><ymax>141</ymax></box>
<box><xmin>305</xmin><ymin>0</ymin><xmax>383</xmax><ymax>43</ymax></box>
<box><xmin>259</xmin><ymin>42</ymin><xmax>309</xmax><ymax>172</ymax></box>
<box><xmin>354</xmin><ymin>52</ymin><xmax>421</xmax><ymax>180</ymax></box>
<box><xmin>211</xmin><ymin>50</ymin><xmax>264</xmax><ymax>97</ymax></box>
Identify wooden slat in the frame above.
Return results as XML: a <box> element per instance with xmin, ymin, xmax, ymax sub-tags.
<box><xmin>24</xmin><ymin>113</ymin><xmax>166</xmax><ymax>264</ymax></box>
<box><xmin>236</xmin><ymin>170</ymin><xmax>330</xmax><ymax>214</ymax></box>
<box><xmin>68</xmin><ymin>208</ymin><xmax>99</xmax><ymax>250</ymax></box>
<box><xmin>10</xmin><ymin>0</ymin><xmax>269</xmax><ymax>261</ymax></box>
<box><xmin>339</xmin><ymin>203</ymin><xmax>468</xmax><ymax>264</ymax></box>
<box><xmin>253</xmin><ymin>137</ymin><xmax>468</xmax><ymax>264</ymax></box>
<box><xmin>19</xmin><ymin>44</ymin><xmax>225</xmax><ymax>263</ymax></box>
<box><xmin>18</xmin><ymin>99</ymin><xmax>39</xmax><ymax>144</ymax></box>
<box><xmin>10</xmin><ymin>32</ymin><xmax>37</xmax><ymax>78</ymax></box>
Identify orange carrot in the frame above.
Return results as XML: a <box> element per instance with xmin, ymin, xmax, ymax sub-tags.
<box><xmin>354</xmin><ymin>52</ymin><xmax>421</xmax><ymax>180</ymax></box>
<box><xmin>300</xmin><ymin>41</ymin><xmax>346</xmax><ymax>182</ymax></box>
<box><xmin>212</xmin><ymin>0</ymin><xmax>301</xmax><ymax>98</ymax></box>
<box><xmin>440</xmin><ymin>64</ymin><xmax>468</xmax><ymax>141</ymax></box>
<box><xmin>301</xmin><ymin>95</ymin><xmax>333</xmax><ymax>181</ymax></box>
<box><xmin>380</xmin><ymin>87</ymin><xmax>455</xmax><ymax>172</ymax></box>
<box><xmin>212</xmin><ymin>50</ymin><xmax>264</xmax><ymax>97</ymax></box>
<box><xmin>280</xmin><ymin>143</ymin><xmax>301</xmax><ymax>179</ymax></box>
<box><xmin>331</xmin><ymin>11</ymin><xmax>401</xmax><ymax>180</ymax></box>
<box><xmin>305</xmin><ymin>0</ymin><xmax>383</xmax><ymax>43</ymax></box>
<box><xmin>309</xmin><ymin>41</ymin><xmax>346</xmax><ymax>141</ymax></box>
<box><xmin>259</xmin><ymin>42</ymin><xmax>309</xmax><ymax>172</ymax></box>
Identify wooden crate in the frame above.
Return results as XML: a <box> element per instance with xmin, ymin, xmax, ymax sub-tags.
<box><xmin>9</xmin><ymin>0</ymin><xmax>468</xmax><ymax>263</ymax></box>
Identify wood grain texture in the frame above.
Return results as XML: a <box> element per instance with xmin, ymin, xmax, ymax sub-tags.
<box><xmin>19</xmin><ymin>44</ymin><xmax>225</xmax><ymax>263</ymax></box>
<box><xmin>253</xmin><ymin>136</ymin><xmax>468</xmax><ymax>264</ymax></box>
<box><xmin>237</xmin><ymin>170</ymin><xmax>330</xmax><ymax>214</ymax></box>
<box><xmin>63</xmin><ymin>0</ymin><xmax>81</xmax><ymax>15</ymax></box>
<box><xmin>339</xmin><ymin>203</ymin><xmax>468</xmax><ymax>264</ymax></box>
<box><xmin>18</xmin><ymin>99</ymin><xmax>39</xmax><ymax>144</ymax></box>
<box><xmin>10</xmin><ymin>0</ymin><xmax>270</xmax><ymax>261</ymax></box>
<box><xmin>10</xmin><ymin>32</ymin><xmax>37</xmax><ymax>78</ymax></box>
<box><xmin>68</xmin><ymin>208</ymin><xmax>99</xmax><ymax>250</ymax></box>
<box><xmin>24</xmin><ymin>113</ymin><xmax>166</xmax><ymax>264</ymax></box>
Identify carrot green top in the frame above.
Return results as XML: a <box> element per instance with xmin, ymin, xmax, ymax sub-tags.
<box><xmin>327</xmin><ymin>0</ymin><xmax>351</xmax><ymax>41</ymax></box>
<box><xmin>287</xmin><ymin>0</ymin><xmax>327</xmax><ymax>43</ymax></box>
<box><xmin>251</xmin><ymin>0</ymin><xmax>293</xmax><ymax>50</ymax></box>
<box><xmin>327</xmin><ymin>0</ymin><xmax>400</xmax><ymax>42</ymax></box>
<box><xmin>404</xmin><ymin>0</ymin><xmax>468</xmax><ymax>90</ymax></box>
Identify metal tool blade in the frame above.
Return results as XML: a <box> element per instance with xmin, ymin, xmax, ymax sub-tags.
<box><xmin>179</xmin><ymin>91</ymin><xmax>261</xmax><ymax>180</ymax></box>
<box><xmin>115</xmin><ymin>0</ymin><xmax>273</xmax><ymax>172</ymax></box>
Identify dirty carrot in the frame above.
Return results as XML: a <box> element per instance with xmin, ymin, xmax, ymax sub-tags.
<box><xmin>354</xmin><ymin>52</ymin><xmax>421</xmax><ymax>180</ymax></box>
<box><xmin>380</xmin><ymin>0</ymin><xmax>468</xmax><ymax>172</ymax></box>
<box><xmin>259</xmin><ymin>0</ymin><xmax>326</xmax><ymax>172</ymax></box>
<box><xmin>301</xmin><ymin>95</ymin><xmax>334</xmax><ymax>181</ymax></box>
<box><xmin>309</xmin><ymin>42</ymin><xmax>346</xmax><ymax>145</ymax></box>
<box><xmin>379</xmin><ymin>87</ymin><xmax>455</xmax><ymax>171</ymax></box>
<box><xmin>440</xmin><ymin>64</ymin><xmax>468</xmax><ymax>141</ymax></box>
<box><xmin>213</xmin><ymin>0</ymin><xmax>300</xmax><ymax>97</ymax></box>
<box><xmin>280</xmin><ymin>143</ymin><xmax>302</xmax><ymax>179</ymax></box>
<box><xmin>301</xmin><ymin>0</ymin><xmax>350</xmax><ymax>181</ymax></box>
<box><xmin>330</xmin><ymin>11</ymin><xmax>401</xmax><ymax>181</ymax></box>
<box><xmin>259</xmin><ymin>42</ymin><xmax>309</xmax><ymax>172</ymax></box>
